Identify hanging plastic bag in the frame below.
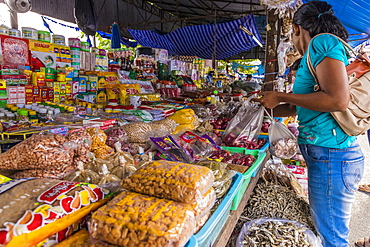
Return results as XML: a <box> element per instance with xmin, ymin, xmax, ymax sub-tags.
<box><xmin>223</xmin><ymin>96</ymin><xmax>264</xmax><ymax>146</ymax></box>
<box><xmin>266</xmin><ymin>110</ymin><xmax>298</xmax><ymax>159</ymax></box>
<box><xmin>236</xmin><ymin>218</ymin><xmax>322</xmax><ymax>247</ymax></box>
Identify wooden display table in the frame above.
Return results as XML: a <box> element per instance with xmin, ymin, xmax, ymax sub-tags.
<box><xmin>213</xmin><ymin>154</ymin><xmax>269</xmax><ymax>247</ymax></box>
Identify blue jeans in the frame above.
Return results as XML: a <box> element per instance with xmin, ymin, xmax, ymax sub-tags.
<box><xmin>299</xmin><ymin>141</ymin><xmax>364</xmax><ymax>247</ymax></box>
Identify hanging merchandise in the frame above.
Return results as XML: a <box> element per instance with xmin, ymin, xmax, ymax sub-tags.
<box><xmin>260</xmin><ymin>0</ymin><xmax>303</xmax><ymax>18</ymax></box>
<box><xmin>277</xmin><ymin>38</ymin><xmax>291</xmax><ymax>76</ymax></box>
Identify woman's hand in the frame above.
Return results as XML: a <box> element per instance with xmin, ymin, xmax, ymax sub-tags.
<box><xmin>253</xmin><ymin>91</ymin><xmax>281</xmax><ymax>109</ymax></box>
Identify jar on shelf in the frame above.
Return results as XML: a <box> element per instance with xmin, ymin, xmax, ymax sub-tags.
<box><xmin>6</xmin><ymin>113</ymin><xmax>15</xmax><ymax>121</ymax></box>
<box><xmin>38</xmin><ymin>108</ymin><xmax>48</xmax><ymax>122</ymax></box>
<box><xmin>0</xmin><ymin>112</ymin><xmax>6</xmax><ymax>122</ymax></box>
<box><xmin>29</xmin><ymin>111</ymin><xmax>38</xmax><ymax>123</ymax></box>
<box><xmin>18</xmin><ymin>110</ymin><xmax>29</xmax><ymax>122</ymax></box>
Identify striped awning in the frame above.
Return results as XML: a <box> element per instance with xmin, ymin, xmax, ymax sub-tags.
<box><xmin>128</xmin><ymin>15</ymin><xmax>264</xmax><ymax>60</ymax></box>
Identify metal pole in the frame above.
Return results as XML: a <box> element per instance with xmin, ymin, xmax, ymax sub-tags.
<box><xmin>10</xmin><ymin>10</ymin><xmax>18</xmax><ymax>29</ymax></box>
<box><xmin>212</xmin><ymin>11</ymin><xmax>217</xmax><ymax>69</ymax></box>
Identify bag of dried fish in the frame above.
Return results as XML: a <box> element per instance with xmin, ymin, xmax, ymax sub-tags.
<box><xmin>84</xmin><ymin>153</ymin><xmax>114</xmax><ymax>175</ymax></box>
<box><xmin>268</xmin><ymin>119</ymin><xmax>298</xmax><ymax>159</ymax></box>
<box><xmin>213</xmin><ymin>170</ymin><xmax>236</xmax><ymax>198</ymax></box>
<box><xmin>236</xmin><ymin>218</ymin><xmax>322</xmax><ymax>247</ymax></box>
<box><xmin>106</xmin><ymin>142</ymin><xmax>136</xmax><ymax>179</ymax></box>
<box><xmin>262</xmin><ymin>158</ymin><xmax>306</xmax><ymax>197</ymax></box>
<box><xmin>195</xmin><ymin>160</ymin><xmax>228</xmax><ymax>180</ymax></box>
<box><xmin>195</xmin><ymin>160</ymin><xmax>236</xmax><ymax>198</ymax></box>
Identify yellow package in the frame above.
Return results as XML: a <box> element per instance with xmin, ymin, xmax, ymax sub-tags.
<box><xmin>0</xmin><ymin>174</ymin><xmax>11</xmax><ymax>184</ymax></box>
<box><xmin>97</xmin><ymin>72</ymin><xmax>119</xmax><ymax>85</ymax></box>
<box><xmin>106</xmin><ymin>84</ymin><xmax>120</xmax><ymax>101</ymax></box>
<box><xmin>97</xmin><ymin>76</ymin><xmax>106</xmax><ymax>89</ymax></box>
<box><xmin>121</xmin><ymin>160</ymin><xmax>215</xmax><ymax>203</ymax></box>
<box><xmin>168</xmin><ymin>109</ymin><xmax>197</xmax><ymax>125</ymax></box>
<box><xmin>119</xmin><ymin>83</ymin><xmax>140</xmax><ymax>105</ymax></box>
<box><xmin>96</xmin><ymin>90</ymin><xmax>107</xmax><ymax>103</ymax></box>
<box><xmin>54</xmin><ymin>230</ymin><xmax>90</xmax><ymax>247</ymax></box>
<box><xmin>90</xmin><ymin>191</ymin><xmax>195</xmax><ymax>247</ymax></box>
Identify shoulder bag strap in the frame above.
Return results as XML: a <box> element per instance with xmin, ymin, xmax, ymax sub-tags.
<box><xmin>306</xmin><ymin>33</ymin><xmax>356</xmax><ymax>91</ymax></box>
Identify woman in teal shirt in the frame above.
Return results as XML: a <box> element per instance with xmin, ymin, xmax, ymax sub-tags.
<box><xmin>256</xmin><ymin>1</ymin><xmax>364</xmax><ymax>246</ymax></box>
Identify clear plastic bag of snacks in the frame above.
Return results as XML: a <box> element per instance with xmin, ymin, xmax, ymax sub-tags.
<box><xmin>90</xmin><ymin>191</ymin><xmax>195</xmax><ymax>247</ymax></box>
<box><xmin>121</xmin><ymin>160</ymin><xmax>215</xmax><ymax>203</ymax></box>
<box><xmin>0</xmin><ymin>132</ymin><xmax>75</xmax><ymax>171</ymax></box>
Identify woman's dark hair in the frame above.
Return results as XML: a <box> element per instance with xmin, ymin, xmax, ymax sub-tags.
<box><xmin>293</xmin><ymin>1</ymin><xmax>348</xmax><ymax>41</ymax></box>
<box><xmin>290</xmin><ymin>58</ymin><xmax>302</xmax><ymax>71</ymax></box>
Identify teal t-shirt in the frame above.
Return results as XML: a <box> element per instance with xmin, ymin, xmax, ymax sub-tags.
<box><xmin>292</xmin><ymin>34</ymin><xmax>356</xmax><ymax>148</ymax></box>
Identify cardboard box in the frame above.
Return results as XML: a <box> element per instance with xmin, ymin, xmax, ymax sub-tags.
<box><xmin>7</xmin><ymin>98</ymin><xmax>17</xmax><ymax>104</ymax></box>
<box><xmin>33</xmin><ymin>86</ymin><xmax>40</xmax><ymax>97</ymax></box>
<box><xmin>7</xmin><ymin>86</ymin><xmax>17</xmax><ymax>99</ymax></box>
<box><xmin>0</xmin><ymin>35</ymin><xmax>30</xmax><ymax>66</ymax></box>
<box><xmin>25</xmin><ymin>85</ymin><xmax>33</xmax><ymax>98</ymax></box>
<box><xmin>30</xmin><ymin>51</ymin><xmax>56</xmax><ymax>70</ymax></box>
<box><xmin>78</xmin><ymin>77</ymin><xmax>87</xmax><ymax>93</ymax></box>
<box><xmin>28</xmin><ymin>40</ymin><xmax>54</xmax><ymax>53</ymax></box>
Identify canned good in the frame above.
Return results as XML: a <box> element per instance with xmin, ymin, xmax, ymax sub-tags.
<box><xmin>21</xmin><ymin>27</ymin><xmax>38</xmax><ymax>40</ymax></box>
<box><xmin>68</xmin><ymin>38</ymin><xmax>81</xmax><ymax>48</ymax></box>
<box><xmin>9</xmin><ymin>29</ymin><xmax>21</xmax><ymax>38</ymax></box>
<box><xmin>0</xmin><ymin>25</ymin><xmax>9</xmax><ymax>35</ymax></box>
<box><xmin>81</xmin><ymin>42</ymin><xmax>90</xmax><ymax>51</ymax></box>
<box><xmin>38</xmin><ymin>30</ymin><xmax>51</xmax><ymax>43</ymax></box>
<box><xmin>52</xmin><ymin>34</ymin><xmax>65</xmax><ymax>45</ymax></box>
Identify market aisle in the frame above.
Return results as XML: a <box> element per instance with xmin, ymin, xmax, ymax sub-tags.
<box><xmin>349</xmin><ymin>134</ymin><xmax>370</xmax><ymax>245</ymax></box>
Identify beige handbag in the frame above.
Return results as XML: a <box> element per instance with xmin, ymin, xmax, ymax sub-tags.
<box><xmin>307</xmin><ymin>33</ymin><xmax>370</xmax><ymax>136</ymax></box>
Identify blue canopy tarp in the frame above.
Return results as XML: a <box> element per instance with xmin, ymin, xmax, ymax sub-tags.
<box><xmin>128</xmin><ymin>15</ymin><xmax>263</xmax><ymax>60</ymax></box>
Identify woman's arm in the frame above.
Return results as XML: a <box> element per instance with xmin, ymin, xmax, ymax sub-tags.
<box><xmin>256</xmin><ymin>57</ymin><xmax>349</xmax><ymax>112</ymax></box>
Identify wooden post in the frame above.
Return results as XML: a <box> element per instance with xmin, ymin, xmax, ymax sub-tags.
<box><xmin>263</xmin><ymin>9</ymin><xmax>280</xmax><ymax>91</ymax></box>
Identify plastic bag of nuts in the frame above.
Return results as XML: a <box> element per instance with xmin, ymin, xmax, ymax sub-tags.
<box><xmin>195</xmin><ymin>211</ymin><xmax>211</xmax><ymax>234</ymax></box>
<box><xmin>87</xmin><ymin>127</ymin><xmax>114</xmax><ymax>159</ymax></box>
<box><xmin>121</xmin><ymin>160</ymin><xmax>215</xmax><ymax>203</ymax></box>
<box><xmin>121</xmin><ymin>122</ymin><xmax>153</xmax><ymax>143</ymax></box>
<box><xmin>66</xmin><ymin>129</ymin><xmax>92</xmax><ymax>156</ymax></box>
<box><xmin>12</xmin><ymin>165</ymin><xmax>78</xmax><ymax>179</ymax></box>
<box><xmin>192</xmin><ymin>187</ymin><xmax>216</xmax><ymax>218</ymax></box>
<box><xmin>105</xmin><ymin>127</ymin><xmax>129</xmax><ymax>149</ymax></box>
<box><xmin>149</xmin><ymin>118</ymin><xmax>178</xmax><ymax>135</ymax></box>
<box><xmin>90</xmin><ymin>191</ymin><xmax>195</xmax><ymax>247</ymax></box>
<box><xmin>0</xmin><ymin>132</ymin><xmax>75</xmax><ymax>171</ymax></box>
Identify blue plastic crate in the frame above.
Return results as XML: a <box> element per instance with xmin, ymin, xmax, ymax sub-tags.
<box><xmin>194</xmin><ymin>172</ymin><xmax>243</xmax><ymax>247</ymax></box>
<box><xmin>244</xmin><ymin>135</ymin><xmax>269</xmax><ymax>154</ymax></box>
<box><xmin>185</xmin><ymin>236</ymin><xmax>198</xmax><ymax>247</ymax></box>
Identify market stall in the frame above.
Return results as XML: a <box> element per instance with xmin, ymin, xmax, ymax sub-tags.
<box><xmin>0</xmin><ymin>0</ymin><xmax>325</xmax><ymax>245</ymax></box>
